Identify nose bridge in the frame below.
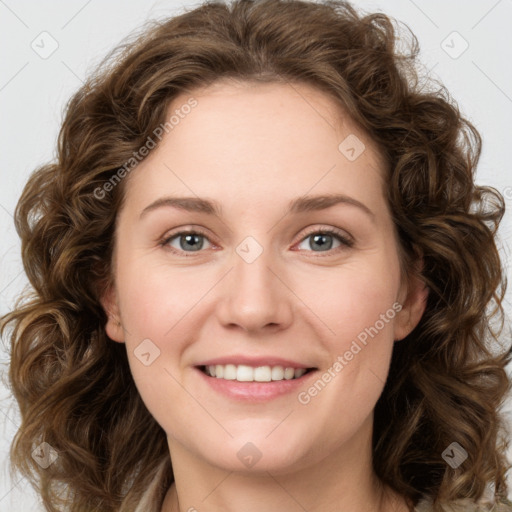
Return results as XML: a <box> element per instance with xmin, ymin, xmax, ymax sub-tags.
<box><xmin>217</xmin><ymin>235</ymin><xmax>292</xmax><ymax>332</ymax></box>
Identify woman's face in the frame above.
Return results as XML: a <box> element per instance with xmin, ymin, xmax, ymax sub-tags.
<box><xmin>103</xmin><ymin>80</ymin><xmax>426</xmax><ymax>474</ymax></box>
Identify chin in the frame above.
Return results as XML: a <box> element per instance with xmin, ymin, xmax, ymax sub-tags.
<box><xmin>195</xmin><ymin>434</ymin><xmax>315</xmax><ymax>475</ymax></box>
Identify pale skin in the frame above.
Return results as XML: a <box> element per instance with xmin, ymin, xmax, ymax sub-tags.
<box><xmin>101</xmin><ymin>80</ymin><xmax>428</xmax><ymax>512</ymax></box>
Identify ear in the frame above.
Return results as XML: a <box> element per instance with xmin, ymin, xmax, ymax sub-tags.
<box><xmin>393</xmin><ymin>258</ymin><xmax>429</xmax><ymax>342</ymax></box>
<box><xmin>100</xmin><ymin>283</ymin><xmax>125</xmax><ymax>343</ymax></box>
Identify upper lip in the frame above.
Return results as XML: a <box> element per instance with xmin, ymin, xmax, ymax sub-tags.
<box><xmin>195</xmin><ymin>355</ymin><xmax>316</xmax><ymax>369</ymax></box>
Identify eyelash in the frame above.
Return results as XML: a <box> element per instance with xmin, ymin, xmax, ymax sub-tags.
<box><xmin>159</xmin><ymin>226</ymin><xmax>354</xmax><ymax>257</ymax></box>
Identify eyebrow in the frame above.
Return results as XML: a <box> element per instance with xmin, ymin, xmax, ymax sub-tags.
<box><xmin>139</xmin><ymin>193</ymin><xmax>375</xmax><ymax>220</ymax></box>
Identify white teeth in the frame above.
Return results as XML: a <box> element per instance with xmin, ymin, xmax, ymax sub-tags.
<box><xmin>284</xmin><ymin>367</ymin><xmax>295</xmax><ymax>380</ymax></box>
<box><xmin>294</xmin><ymin>368</ymin><xmax>307</xmax><ymax>378</ymax></box>
<box><xmin>203</xmin><ymin>364</ymin><xmax>309</xmax><ymax>382</ymax></box>
<box><xmin>254</xmin><ymin>366</ymin><xmax>271</xmax><ymax>382</ymax></box>
<box><xmin>236</xmin><ymin>365</ymin><xmax>254</xmax><ymax>382</ymax></box>
<box><xmin>271</xmin><ymin>365</ymin><xmax>284</xmax><ymax>380</ymax></box>
<box><xmin>223</xmin><ymin>364</ymin><xmax>237</xmax><ymax>380</ymax></box>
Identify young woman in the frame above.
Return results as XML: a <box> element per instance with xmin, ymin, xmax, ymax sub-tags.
<box><xmin>2</xmin><ymin>1</ymin><xmax>511</xmax><ymax>511</ymax></box>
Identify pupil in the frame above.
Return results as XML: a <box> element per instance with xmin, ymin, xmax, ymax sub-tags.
<box><xmin>311</xmin><ymin>234</ymin><xmax>332</xmax><ymax>251</ymax></box>
<box><xmin>181</xmin><ymin>234</ymin><xmax>202</xmax><ymax>251</ymax></box>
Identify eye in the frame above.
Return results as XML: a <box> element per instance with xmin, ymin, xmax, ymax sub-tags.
<box><xmin>160</xmin><ymin>229</ymin><xmax>214</xmax><ymax>255</ymax></box>
<box><xmin>295</xmin><ymin>227</ymin><xmax>353</xmax><ymax>254</ymax></box>
<box><xmin>159</xmin><ymin>226</ymin><xmax>353</xmax><ymax>257</ymax></box>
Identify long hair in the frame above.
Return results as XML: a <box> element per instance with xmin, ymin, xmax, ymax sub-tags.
<box><xmin>1</xmin><ymin>1</ymin><xmax>511</xmax><ymax>510</ymax></box>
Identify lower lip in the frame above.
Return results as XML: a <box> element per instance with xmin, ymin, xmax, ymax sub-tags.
<box><xmin>195</xmin><ymin>367</ymin><xmax>317</xmax><ymax>402</ymax></box>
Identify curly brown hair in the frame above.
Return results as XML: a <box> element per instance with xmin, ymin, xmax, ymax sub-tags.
<box><xmin>1</xmin><ymin>0</ymin><xmax>511</xmax><ymax>511</ymax></box>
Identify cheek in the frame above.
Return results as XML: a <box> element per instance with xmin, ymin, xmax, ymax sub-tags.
<box><xmin>114</xmin><ymin>262</ymin><xmax>209</xmax><ymax>408</ymax></box>
<box><xmin>293</xmin><ymin>264</ymin><xmax>401</xmax><ymax>435</ymax></box>
<box><xmin>117</xmin><ymin>259</ymin><xmax>200</xmax><ymax>337</ymax></box>
<box><xmin>310</xmin><ymin>261</ymin><xmax>401</xmax><ymax>347</ymax></box>
<box><xmin>116</xmin><ymin>264</ymin><xmax>193</xmax><ymax>432</ymax></box>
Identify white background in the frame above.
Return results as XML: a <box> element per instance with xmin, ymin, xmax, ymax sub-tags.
<box><xmin>1</xmin><ymin>0</ymin><xmax>511</xmax><ymax>510</ymax></box>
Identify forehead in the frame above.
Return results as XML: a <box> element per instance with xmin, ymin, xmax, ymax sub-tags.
<box><xmin>169</xmin><ymin>78</ymin><xmax>373</xmax><ymax>150</ymax></box>
<box><xmin>122</xmin><ymin>80</ymin><xmax>386</xmax><ymax>214</ymax></box>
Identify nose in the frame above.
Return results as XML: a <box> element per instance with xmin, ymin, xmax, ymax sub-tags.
<box><xmin>216</xmin><ymin>242</ymin><xmax>293</xmax><ymax>334</ymax></box>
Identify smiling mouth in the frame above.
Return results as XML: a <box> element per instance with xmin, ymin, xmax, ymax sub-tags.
<box><xmin>198</xmin><ymin>364</ymin><xmax>316</xmax><ymax>382</ymax></box>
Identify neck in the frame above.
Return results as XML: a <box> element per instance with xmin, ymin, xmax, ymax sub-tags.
<box><xmin>160</xmin><ymin>416</ymin><xmax>410</xmax><ymax>512</ymax></box>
